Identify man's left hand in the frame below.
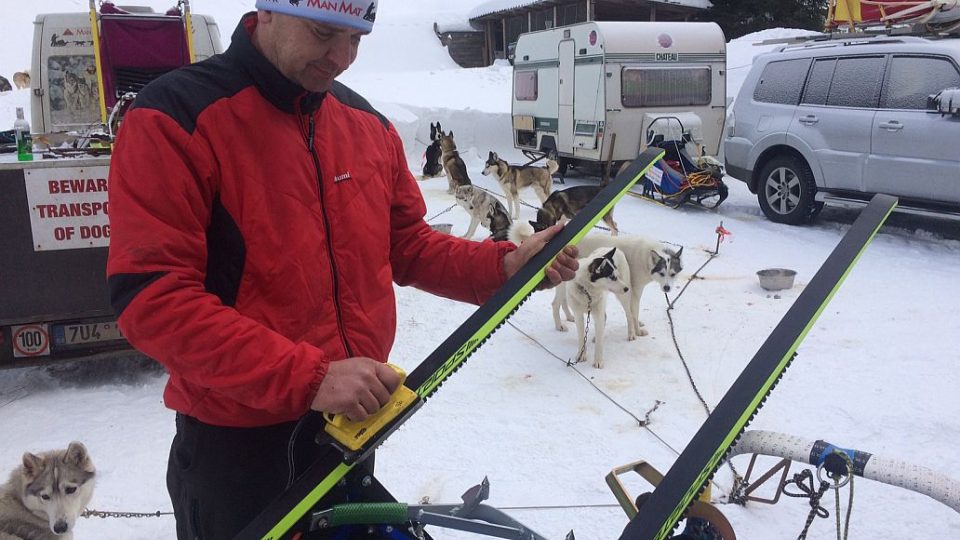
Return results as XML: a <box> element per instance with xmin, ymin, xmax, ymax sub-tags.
<box><xmin>502</xmin><ymin>223</ymin><xmax>578</xmax><ymax>289</ymax></box>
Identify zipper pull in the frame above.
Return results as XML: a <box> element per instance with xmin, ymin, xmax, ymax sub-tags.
<box><xmin>307</xmin><ymin>114</ymin><xmax>316</xmax><ymax>152</ymax></box>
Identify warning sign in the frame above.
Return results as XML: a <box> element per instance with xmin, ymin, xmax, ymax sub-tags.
<box><xmin>24</xmin><ymin>166</ymin><xmax>111</xmax><ymax>251</ymax></box>
<box><xmin>11</xmin><ymin>324</ymin><xmax>51</xmax><ymax>358</ymax></box>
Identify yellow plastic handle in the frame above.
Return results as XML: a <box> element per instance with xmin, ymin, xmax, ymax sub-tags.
<box><xmin>323</xmin><ymin>363</ymin><xmax>417</xmax><ymax>451</ymax></box>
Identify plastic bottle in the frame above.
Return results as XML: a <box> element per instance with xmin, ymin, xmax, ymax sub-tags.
<box><xmin>14</xmin><ymin>107</ymin><xmax>33</xmax><ymax>162</ymax></box>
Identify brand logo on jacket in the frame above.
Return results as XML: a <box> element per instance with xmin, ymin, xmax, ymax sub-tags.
<box><xmin>334</xmin><ymin>171</ymin><xmax>352</xmax><ymax>183</ymax></box>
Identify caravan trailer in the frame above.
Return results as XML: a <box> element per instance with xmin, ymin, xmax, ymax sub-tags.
<box><xmin>511</xmin><ymin>21</ymin><xmax>726</xmax><ymax>172</ymax></box>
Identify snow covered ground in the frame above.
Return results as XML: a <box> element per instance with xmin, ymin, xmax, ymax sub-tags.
<box><xmin>2</xmin><ymin>2</ymin><xmax>960</xmax><ymax>539</ymax></box>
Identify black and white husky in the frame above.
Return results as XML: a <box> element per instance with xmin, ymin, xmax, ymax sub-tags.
<box><xmin>454</xmin><ymin>185</ymin><xmax>512</xmax><ymax>241</ymax></box>
<box><xmin>0</xmin><ymin>442</ymin><xmax>96</xmax><ymax>540</ymax></box>
<box><xmin>481</xmin><ymin>151</ymin><xmax>556</xmax><ymax>219</ymax></box>
<box><xmin>559</xmin><ymin>247</ymin><xmax>631</xmax><ymax>369</ymax></box>
<box><xmin>510</xmin><ymin>225</ymin><xmax>683</xmax><ymax>341</ymax></box>
<box><xmin>422</xmin><ymin>122</ymin><xmax>444</xmax><ymax>179</ymax></box>
<box><xmin>567</xmin><ymin>234</ymin><xmax>683</xmax><ymax>339</ymax></box>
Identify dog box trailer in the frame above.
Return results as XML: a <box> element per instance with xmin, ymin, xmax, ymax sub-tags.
<box><xmin>511</xmin><ymin>21</ymin><xmax>726</xmax><ymax>174</ymax></box>
<box><xmin>30</xmin><ymin>6</ymin><xmax>221</xmax><ymax>134</ymax></box>
<box><xmin>0</xmin><ymin>4</ymin><xmax>222</xmax><ymax>368</ymax></box>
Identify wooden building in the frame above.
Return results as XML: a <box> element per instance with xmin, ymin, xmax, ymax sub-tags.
<box><xmin>436</xmin><ymin>0</ymin><xmax>712</xmax><ymax>67</ymax></box>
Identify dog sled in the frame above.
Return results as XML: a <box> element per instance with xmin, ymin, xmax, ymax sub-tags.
<box><xmin>635</xmin><ymin>138</ymin><xmax>728</xmax><ymax>210</ymax></box>
<box><xmin>631</xmin><ymin>117</ymin><xmax>728</xmax><ymax>210</ymax></box>
<box><xmin>827</xmin><ymin>0</ymin><xmax>960</xmax><ymax>32</ymax></box>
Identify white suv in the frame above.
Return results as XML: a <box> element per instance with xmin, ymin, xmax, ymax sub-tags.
<box><xmin>724</xmin><ymin>35</ymin><xmax>960</xmax><ymax>224</ymax></box>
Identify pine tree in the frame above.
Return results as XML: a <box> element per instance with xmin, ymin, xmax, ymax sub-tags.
<box><xmin>702</xmin><ymin>0</ymin><xmax>828</xmax><ymax>40</ymax></box>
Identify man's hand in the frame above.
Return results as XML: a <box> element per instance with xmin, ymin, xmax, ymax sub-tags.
<box><xmin>502</xmin><ymin>222</ymin><xmax>579</xmax><ymax>289</ymax></box>
<box><xmin>311</xmin><ymin>358</ymin><xmax>401</xmax><ymax>422</ymax></box>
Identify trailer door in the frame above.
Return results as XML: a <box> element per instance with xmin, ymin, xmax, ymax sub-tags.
<box><xmin>558</xmin><ymin>39</ymin><xmax>575</xmax><ymax>154</ymax></box>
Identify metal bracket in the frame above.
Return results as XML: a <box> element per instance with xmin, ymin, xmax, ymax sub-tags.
<box><xmin>605</xmin><ymin>460</ymin><xmax>737</xmax><ymax>540</ymax></box>
<box><xmin>741</xmin><ymin>454</ymin><xmax>793</xmax><ymax>505</ymax></box>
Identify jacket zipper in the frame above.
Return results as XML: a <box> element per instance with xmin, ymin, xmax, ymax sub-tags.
<box><xmin>302</xmin><ymin>107</ymin><xmax>353</xmax><ymax>358</ymax></box>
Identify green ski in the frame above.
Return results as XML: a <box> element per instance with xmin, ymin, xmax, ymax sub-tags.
<box><xmin>238</xmin><ymin>147</ymin><xmax>666</xmax><ymax>540</ymax></box>
<box><xmin>621</xmin><ymin>193</ymin><xmax>897</xmax><ymax>540</ymax></box>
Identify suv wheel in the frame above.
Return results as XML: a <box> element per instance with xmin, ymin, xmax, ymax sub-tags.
<box><xmin>757</xmin><ymin>155</ymin><xmax>822</xmax><ymax>225</ymax></box>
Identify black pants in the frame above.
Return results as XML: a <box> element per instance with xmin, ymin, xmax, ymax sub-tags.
<box><xmin>167</xmin><ymin>413</ymin><xmax>380</xmax><ymax>540</ymax></box>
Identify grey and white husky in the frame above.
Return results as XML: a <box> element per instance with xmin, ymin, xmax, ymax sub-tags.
<box><xmin>560</xmin><ymin>247</ymin><xmax>631</xmax><ymax>369</ymax></box>
<box><xmin>454</xmin><ymin>185</ymin><xmax>512</xmax><ymax>241</ymax></box>
<box><xmin>481</xmin><ymin>151</ymin><xmax>556</xmax><ymax>220</ymax></box>
<box><xmin>0</xmin><ymin>442</ymin><xmax>96</xmax><ymax>540</ymax></box>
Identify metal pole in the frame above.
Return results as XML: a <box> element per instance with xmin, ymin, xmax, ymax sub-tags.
<box><xmin>183</xmin><ymin>0</ymin><xmax>197</xmax><ymax>63</ymax></box>
<box><xmin>88</xmin><ymin>0</ymin><xmax>108</xmax><ymax>123</ymax></box>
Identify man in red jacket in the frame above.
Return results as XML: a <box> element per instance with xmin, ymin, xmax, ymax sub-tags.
<box><xmin>106</xmin><ymin>1</ymin><xmax>576</xmax><ymax>538</ymax></box>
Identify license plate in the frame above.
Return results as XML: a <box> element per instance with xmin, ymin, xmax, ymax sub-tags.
<box><xmin>53</xmin><ymin>322</ymin><xmax>123</xmax><ymax>347</ymax></box>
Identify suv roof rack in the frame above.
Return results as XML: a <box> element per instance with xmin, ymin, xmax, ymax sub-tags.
<box><xmin>757</xmin><ymin>26</ymin><xmax>959</xmax><ymax>48</ymax></box>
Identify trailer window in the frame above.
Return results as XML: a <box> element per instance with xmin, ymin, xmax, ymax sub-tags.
<box><xmin>515</xmin><ymin>71</ymin><xmax>538</xmax><ymax>101</ymax></box>
<box><xmin>621</xmin><ymin>67</ymin><xmax>711</xmax><ymax>108</ymax></box>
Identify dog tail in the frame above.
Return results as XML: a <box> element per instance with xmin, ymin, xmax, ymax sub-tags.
<box><xmin>507</xmin><ymin>221</ymin><xmax>535</xmax><ymax>246</ymax></box>
<box><xmin>545</xmin><ymin>159</ymin><xmax>560</xmax><ymax>176</ymax></box>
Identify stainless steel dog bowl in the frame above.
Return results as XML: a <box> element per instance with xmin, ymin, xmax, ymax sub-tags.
<box><xmin>430</xmin><ymin>223</ymin><xmax>453</xmax><ymax>234</ymax></box>
<box><xmin>757</xmin><ymin>268</ymin><xmax>797</xmax><ymax>291</ymax></box>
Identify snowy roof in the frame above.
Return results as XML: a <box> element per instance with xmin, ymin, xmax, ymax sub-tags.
<box><xmin>468</xmin><ymin>0</ymin><xmax>712</xmax><ymax>20</ymax></box>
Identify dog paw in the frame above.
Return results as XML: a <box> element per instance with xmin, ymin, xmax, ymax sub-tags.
<box><xmin>637</xmin><ymin>328</ymin><xmax>649</xmax><ymax>337</ymax></box>
<box><xmin>627</xmin><ymin>334</ymin><xmax>637</xmax><ymax>341</ymax></box>
<box><xmin>555</xmin><ymin>323</ymin><xmax>568</xmax><ymax>332</ymax></box>
<box><xmin>592</xmin><ymin>360</ymin><xmax>603</xmax><ymax>368</ymax></box>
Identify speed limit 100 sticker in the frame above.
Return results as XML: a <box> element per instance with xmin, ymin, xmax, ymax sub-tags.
<box><xmin>11</xmin><ymin>324</ymin><xmax>51</xmax><ymax>358</ymax></box>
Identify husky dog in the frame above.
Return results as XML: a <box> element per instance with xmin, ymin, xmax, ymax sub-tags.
<box><xmin>454</xmin><ymin>185</ymin><xmax>512</xmax><ymax>241</ymax></box>
<box><xmin>481</xmin><ymin>151</ymin><xmax>556</xmax><ymax>219</ymax></box>
<box><xmin>528</xmin><ymin>185</ymin><xmax>619</xmax><ymax>236</ymax></box>
<box><xmin>438</xmin><ymin>129</ymin><xmax>471</xmax><ymax>194</ymax></box>
<box><xmin>0</xmin><ymin>76</ymin><xmax>10</xmax><ymax>93</ymax></box>
<box><xmin>510</xmin><ymin>225</ymin><xmax>683</xmax><ymax>341</ymax></box>
<box><xmin>0</xmin><ymin>442</ymin><xmax>96</xmax><ymax>540</ymax></box>
<box><xmin>566</xmin><ymin>234</ymin><xmax>683</xmax><ymax>339</ymax></box>
<box><xmin>560</xmin><ymin>247</ymin><xmax>630</xmax><ymax>368</ymax></box>
<box><xmin>422</xmin><ymin>122</ymin><xmax>444</xmax><ymax>179</ymax></box>
<box><xmin>12</xmin><ymin>72</ymin><xmax>31</xmax><ymax>91</ymax></box>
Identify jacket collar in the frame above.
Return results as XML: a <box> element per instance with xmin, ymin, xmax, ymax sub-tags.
<box><xmin>224</xmin><ymin>12</ymin><xmax>324</xmax><ymax>115</ymax></box>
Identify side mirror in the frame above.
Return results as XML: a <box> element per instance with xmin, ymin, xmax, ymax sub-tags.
<box><xmin>931</xmin><ymin>88</ymin><xmax>960</xmax><ymax>117</ymax></box>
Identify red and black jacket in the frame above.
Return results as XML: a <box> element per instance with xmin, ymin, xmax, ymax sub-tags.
<box><xmin>106</xmin><ymin>15</ymin><xmax>514</xmax><ymax>427</ymax></box>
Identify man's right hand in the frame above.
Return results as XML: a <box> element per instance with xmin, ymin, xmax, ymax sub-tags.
<box><xmin>310</xmin><ymin>358</ymin><xmax>402</xmax><ymax>422</ymax></box>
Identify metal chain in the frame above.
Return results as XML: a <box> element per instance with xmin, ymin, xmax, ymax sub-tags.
<box><xmin>425</xmin><ymin>203</ymin><xmax>457</xmax><ymax>223</ymax></box>
<box><xmin>475</xmin><ymin>184</ymin><xmax>622</xmax><ymax>235</ymax></box>
<box><xmin>663</xmin><ymin>249</ymin><xmax>746</xmax><ymax>498</ymax></box>
<box><xmin>567</xmin><ymin>285</ymin><xmax>592</xmax><ymax>367</ymax></box>
<box><xmin>82</xmin><ymin>508</ymin><xmax>173</xmax><ymax>519</ymax></box>
<box><xmin>506</xmin><ymin>320</ymin><xmax>671</xmax><ymax>436</ymax></box>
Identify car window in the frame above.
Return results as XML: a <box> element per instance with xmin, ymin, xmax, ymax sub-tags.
<box><xmin>826</xmin><ymin>56</ymin><xmax>885</xmax><ymax>108</ymax></box>
<box><xmin>753</xmin><ymin>58</ymin><xmax>811</xmax><ymax>105</ymax></box>
<box><xmin>801</xmin><ymin>58</ymin><xmax>836</xmax><ymax>105</ymax></box>
<box><xmin>881</xmin><ymin>55</ymin><xmax>960</xmax><ymax>110</ymax></box>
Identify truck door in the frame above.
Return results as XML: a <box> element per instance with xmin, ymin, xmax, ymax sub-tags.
<box><xmin>558</xmin><ymin>39</ymin><xmax>575</xmax><ymax>154</ymax></box>
<box><xmin>866</xmin><ymin>54</ymin><xmax>960</xmax><ymax>203</ymax></box>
